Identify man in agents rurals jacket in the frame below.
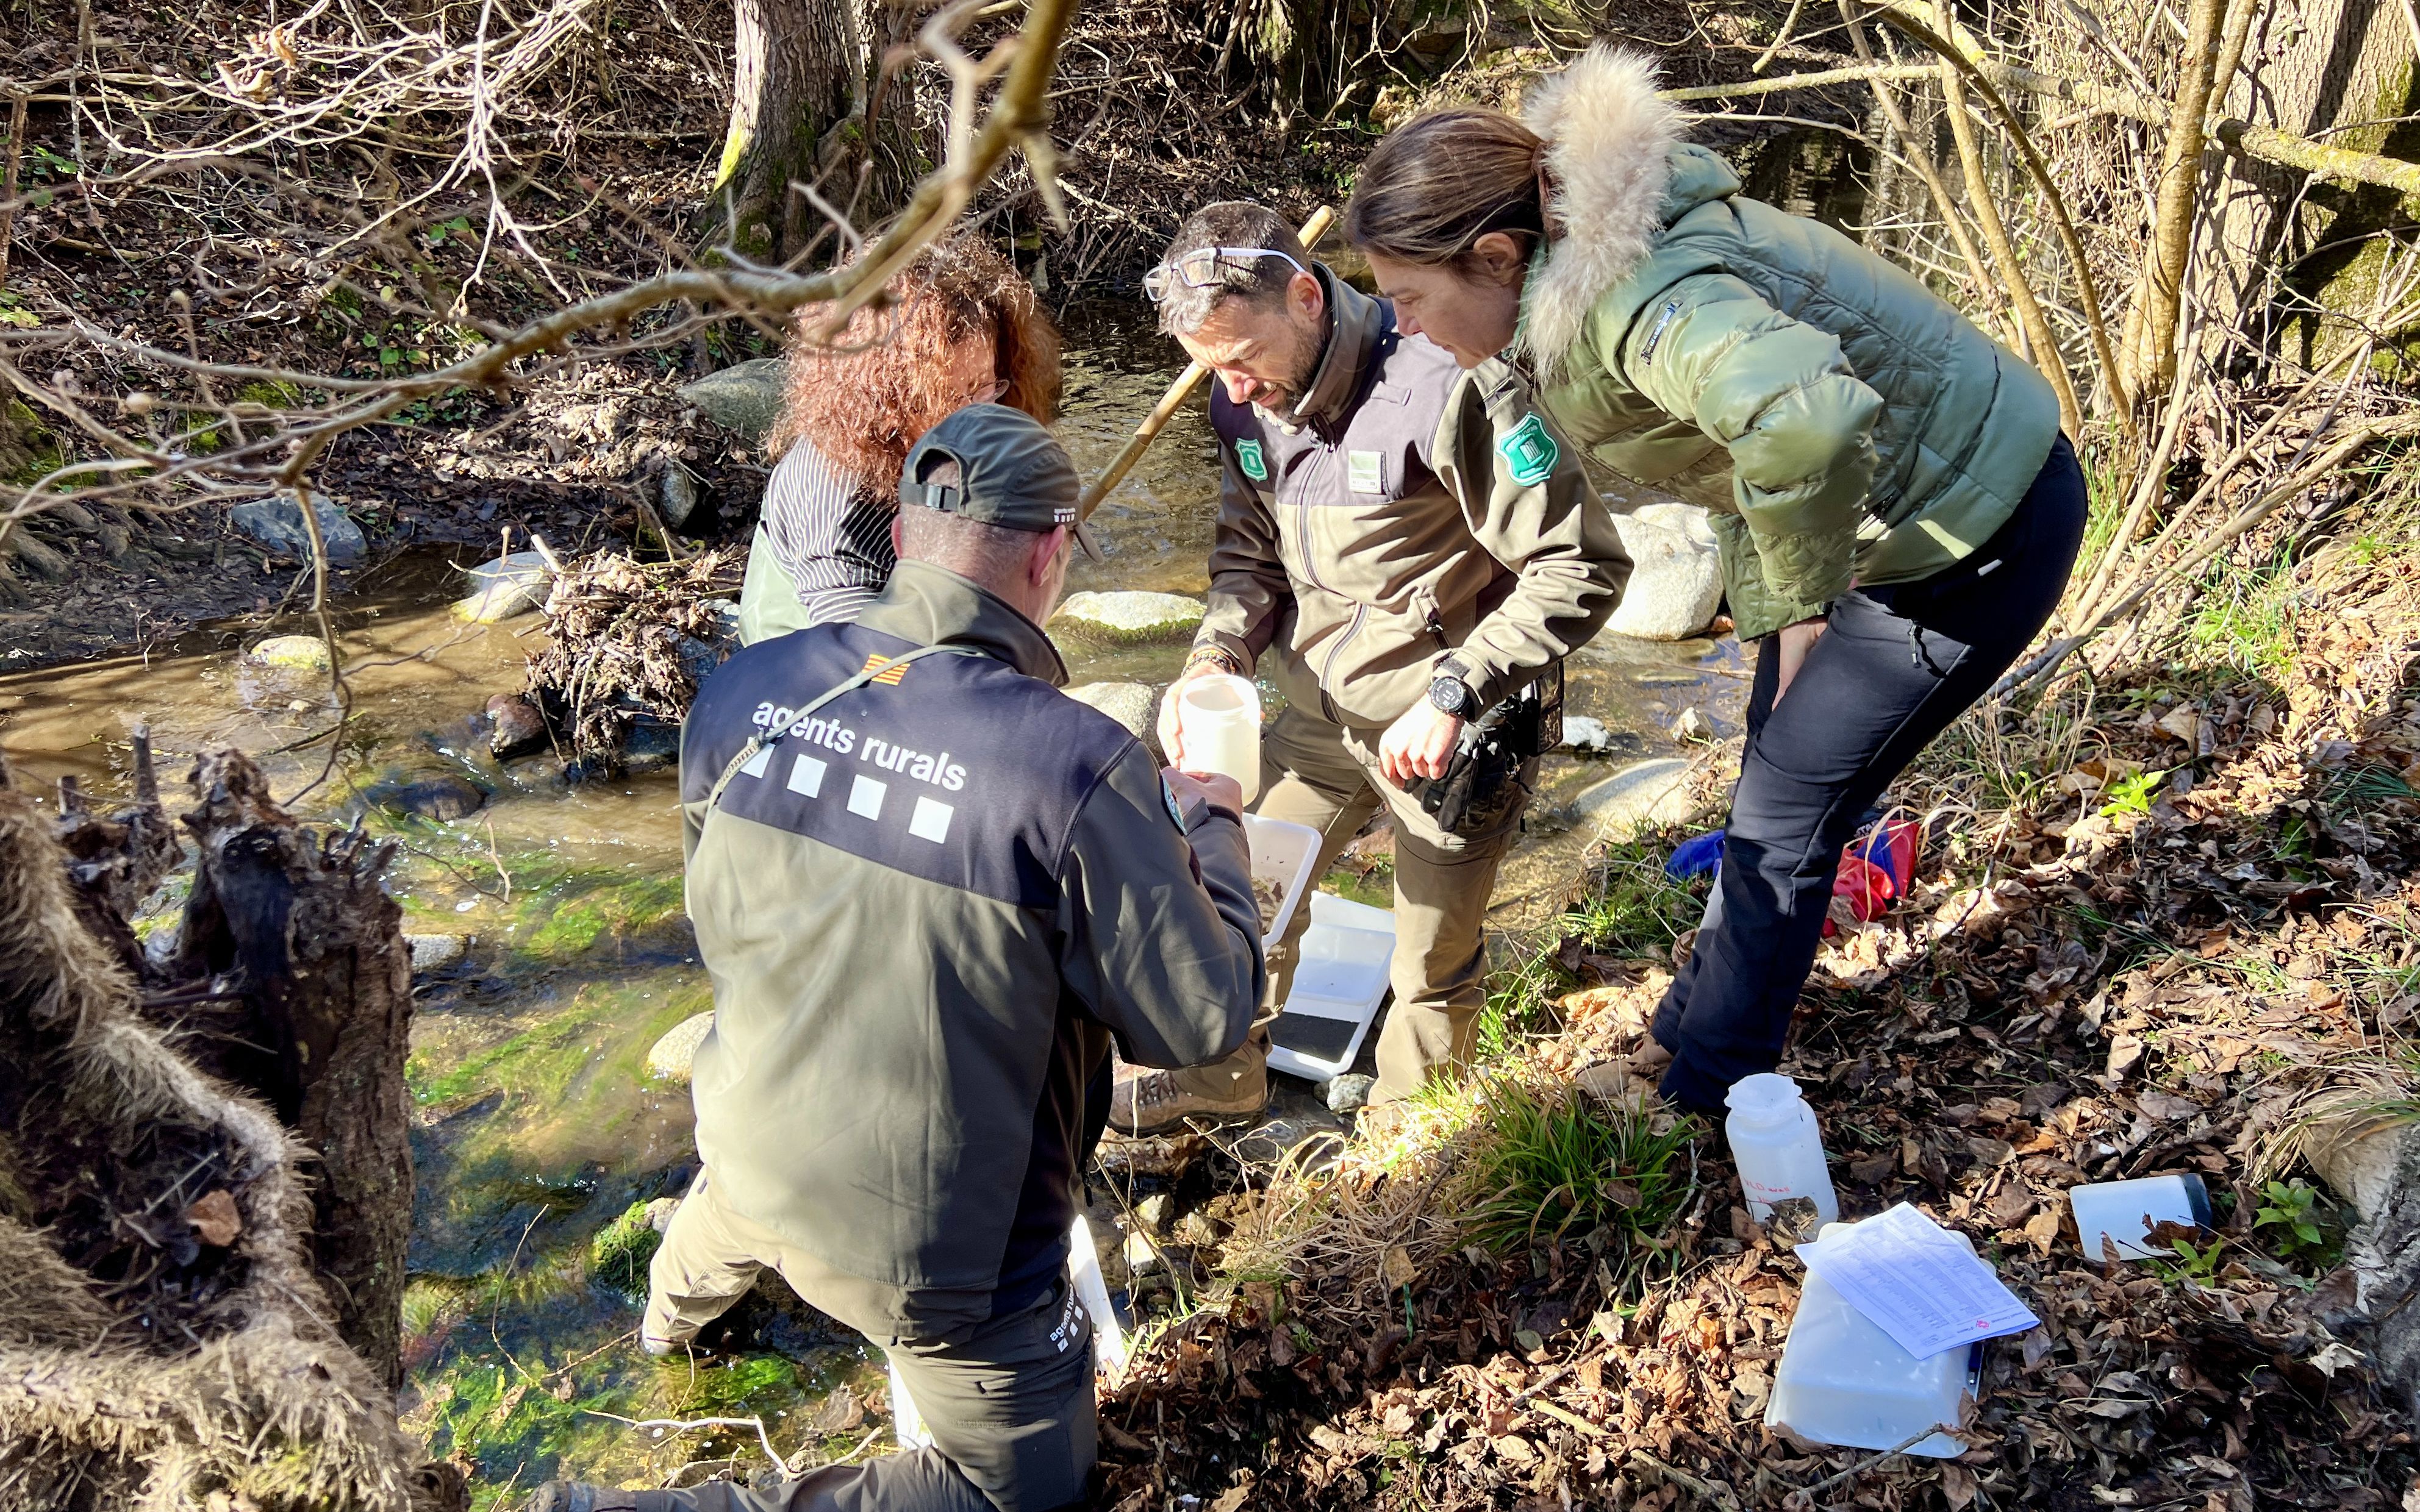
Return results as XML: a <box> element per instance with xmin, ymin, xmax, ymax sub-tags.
<box><xmin>537</xmin><ymin>405</ymin><xmax>1264</xmax><ymax>1512</ymax></box>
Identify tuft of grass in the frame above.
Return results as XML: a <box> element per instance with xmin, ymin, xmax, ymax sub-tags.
<box><xmin>2183</xmin><ymin>546</ymin><xmax>2300</xmax><ymax>679</ymax></box>
<box><xmin>1561</xmin><ymin>833</ymin><xmax>1708</xmax><ymax>960</ymax></box>
<box><xmin>1475</xmin><ymin>944</ymin><xmax>1568</xmax><ymax>1062</ymax></box>
<box><xmin>1459</xmin><ymin>1074</ymin><xmax>1698</xmax><ymax>1273</ymax></box>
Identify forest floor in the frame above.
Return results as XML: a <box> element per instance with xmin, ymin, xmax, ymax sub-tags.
<box><xmin>1094</xmin><ymin>476</ymin><xmax>2420</xmax><ymax>1510</ymax></box>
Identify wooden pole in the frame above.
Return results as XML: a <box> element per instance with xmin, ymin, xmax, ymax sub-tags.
<box><xmin>1076</xmin><ymin>205</ymin><xmax>1335</xmax><ymax>522</ymax></box>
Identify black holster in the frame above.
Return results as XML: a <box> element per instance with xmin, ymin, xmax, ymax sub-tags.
<box><xmin>1413</xmin><ymin>663</ymin><xmax>1562</xmax><ymax>838</ymax></box>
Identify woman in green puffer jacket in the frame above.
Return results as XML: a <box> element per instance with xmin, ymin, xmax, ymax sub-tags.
<box><xmin>1344</xmin><ymin>45</ymin><xmax>2088</xmax><ymax>1115</ymax></box>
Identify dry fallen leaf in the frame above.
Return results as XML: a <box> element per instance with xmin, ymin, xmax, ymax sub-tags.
<box><xmin>1379</xmin><ymin>1245</ymin><xmax>1416</xmax><ymax>1291</ymax></box>
<box><xmin>186</xmin><ymin>1189</ymin><xmax>242</xmax><ymax>1249</ymax></box>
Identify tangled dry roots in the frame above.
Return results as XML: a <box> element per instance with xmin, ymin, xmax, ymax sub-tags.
<box><xmin>0</xmin><ymin>786</ymin><xmax>431</xmax><ymax>1511</ymax></box>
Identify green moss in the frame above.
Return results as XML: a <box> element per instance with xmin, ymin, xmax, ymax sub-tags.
<box><xmin>589</xmin><ymin>1201</ymin><xmax>662</xmax><ymax>1300</ymax></box>
<box><xmin>234</xmin><ymin>379</ymin><xmax>307</xmax><ymax>408</ymax></box>
<box><xmin>408</xmin><ymin>973</ymin><xmax>707</xmax><ymax>1113</ymax></box>
<box><xmin>521</xmin><ymin>872</ymin><xmax>687</xmax><ymax>961</ymax></box>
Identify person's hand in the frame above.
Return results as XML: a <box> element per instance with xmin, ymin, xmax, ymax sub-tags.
<box><xmin>1772</xmin><ymin>616</ymin><xmax>1829</xmax><ymax>706</ymax></box>
<box><xmin>1156</xmin><ymin>656</ymin><xmax>1234</xmax><ymax>766</ymax></box>
<box><xmin>1163</xmin><ymin>767</ymin><xmax>1244</xmax><ymax>820</ymax></box>
<box><xmin>1379</xmin><ymin>701</ymin><xmax>1463</xmax><ymax>788</ymax></box>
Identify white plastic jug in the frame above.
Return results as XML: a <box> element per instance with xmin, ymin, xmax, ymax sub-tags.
<box><xmin>1725</xmin><ymin>1073</ymin><xmax>1839</xmax><ymax>1230</ymax></box>
<box><xmin>1765</xmin><ymin>1219</ymin><xmax>1977</xmax><ymax>1457</ymax></box>
<box><xmin>2069</xmin><ymin>1173</ymin><xmax>2213</xmax><ymax>1261</ymax></box>
<box><xmin>1175</xmin><ymin>674</ymin><xmax>1261</xmax><ymax>804</ymax></box>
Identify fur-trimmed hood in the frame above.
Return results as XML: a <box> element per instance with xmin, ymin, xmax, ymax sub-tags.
<box><xmin>1518</xmin><ymin>46</ymin><xmax>1694</xmax><ymax>377</ymax></box>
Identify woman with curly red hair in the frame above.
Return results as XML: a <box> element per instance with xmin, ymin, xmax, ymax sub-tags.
<box><xmin>737</xmin><ymin>234</ymin><xmax>1062</xmax><ymax>641</ymax></box>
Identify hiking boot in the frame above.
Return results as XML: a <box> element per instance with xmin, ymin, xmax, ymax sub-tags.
<box><xmin>531</xmin><ymin>1483</ymin><xmax>642</xmax><ymax>1512</ymax></box>
<box><xmin>1110</xmin><ymin>1061</ymin><xmax>1266</xmax><ymax>1135</ymax></box>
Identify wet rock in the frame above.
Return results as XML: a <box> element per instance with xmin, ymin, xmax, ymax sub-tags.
<box><xmin>1065</xmin><ymin>682</ymin><xmax>1156</xmax><ymax>743</ymax></box>
<box><xmin>1233</xmin><ymin>1113</ymin><xmax>1345</xmax><ymax>1166</ymax></box>
<box><xmin>1095</xmin><ymin>1130</ymin><xmax>1208</xmax><ymax>1183</ymax></box>
<box><xmin>1320</xmin><ymin>1073</ymin><xmax>1375</xmax><ymax>1114</ymax></box>
<box><xmin>486</xmin><ymin>693</ymin><xmax>550</xmax><ymax>759</ymax></box>
<box><xmin>676</xmin><ymin>358</ymin><xmax>787</xmax><ymax>446</ymax></box>
<box><xmin>247</xmin><ymin>633</ymin><xmax>331</xmax><ymax>671</ymax></box>
<box><xmin>1606</xmin><ymin>502</ymin><xmax>1720</xmax><ymax>641</ymax></box>
<box><xmin>454</xmin><ymin>551</ymin><xmax>554</xmax><ymax>623</ymax></box>
<box><xmin>589</xmin><ymin>1200</ymin><xmax>664</xmax><ymax>1299</ymax></box>
<box><xmin>643</xmin><ymin>1196</ymin><xmax>683</xmax><ymax>1234</ymax></box>
<box><xmin>1123</xmin><ymin>1232</ymin><xmax>1161</xmax><ymax>1277</ymax></box>
<box><xmin>227</xmin><ymin>490</ymin><xmax>367</xmax><ymax>565</ymax></box>
<box><xmin>1049</xmin><ymin>591</ymin><xmax>1205</xmax><ymax>644</ymax></box>
<box><xmin>620</xmin><ymin>716</ymin><xmax>682</xmax><ymax>774</ymax></box>
<box><xmin>404</xmin><ymin>933</ymin><xmax>470</xmax><ymax>974</ymax></box>
<box><xmin>673</xmin><ymin>633</ymin><xmax>724</xmax><ymax>688</ymax></box>
<box><xmin>1567</xmin><ymin>757</ymin><xmax>1695</xmax><ymax>838</ymax></box>
<box><xmin>359</xmin><ymin>765</ymin><xmax>488</xmax><ymax>821</ymax></box>
<box><xmin>1136</xmin><ymin>1194</ymin><xmax>1173</xmax><ymax>1234</ymax></box>
<box><xmin>1671</xmin><ymin>706</ymin><xmax>1713</xmax><ymax>741</ymax></box>
<box><xmin>647</xmin><ymin>1010</ymin><xmax>715</xmax><ymax>1083</ymax></box>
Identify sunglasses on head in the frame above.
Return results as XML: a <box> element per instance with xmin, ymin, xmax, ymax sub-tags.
<box><xmin>1142</xmin><ymin>246</ymin><xmax>1309</xmax><ymax>304</ymax></box>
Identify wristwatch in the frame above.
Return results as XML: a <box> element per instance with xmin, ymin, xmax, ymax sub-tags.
<box><xmin>1428</xmin><ymin>673</ymin><xmax>1476</xmax><ymax>718</ymax></box>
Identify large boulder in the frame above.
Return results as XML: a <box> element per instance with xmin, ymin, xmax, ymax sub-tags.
<box><xmin>677</xmin><ymin>358</ymin><xmax>788</xmax><ymax>447</ymax></box>
<box><xmin>1606</xmin><ymin>502</ymin><xmax>1721</xmax><ymax>642</ymax></box>
<box><xmin>227</xmin><ymin>490</ymin><xmax>367</xmax><ymax>565</ymax></box>
<box><xmin>1050</xmin><ymin>591</ymin><xmax>1205</xmax><ymax>645</ymax></box>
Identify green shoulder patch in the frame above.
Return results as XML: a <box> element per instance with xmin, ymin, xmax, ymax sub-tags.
<box><xmin>1234</xmin><ymin>438</ymin><xmax>1269</xmax><ymax>482</ymax></box>
<box><xmin>1497</xmin><ymin>413</ymin><xmax>1559</xmax><ymax>487</ymax></box>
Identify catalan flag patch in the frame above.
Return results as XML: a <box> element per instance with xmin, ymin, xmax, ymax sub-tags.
<box><xmin>861</xmin><ymin>652</ymin><xmax>912</xmax><ymax>686</ymax></box>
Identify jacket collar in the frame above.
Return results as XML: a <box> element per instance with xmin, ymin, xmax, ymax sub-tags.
<box><xmin>1516</xmin><ymin>45</ymin><xmax>1693</xmax><ymax>380</ymax></box>
<box><xmin>854</xmin><ymin>558</ymin><xmax>1069</xmax><ymax>687</ymax></box>
<box><xmin>1277</xmin><ymin>265</ymin><xmax>1386</xmax><ymax>435</ymax></box>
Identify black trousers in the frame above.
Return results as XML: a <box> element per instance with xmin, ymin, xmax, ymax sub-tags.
<box><xmin>631</xmin><ymin>1282</ymin><xmax>1095</xmax><ymax>1512</ymax></box>
<box><xmin>1652</xmin><ymin>435</ymin><xmax>2089</xmax><ymax>1113</ymax></box>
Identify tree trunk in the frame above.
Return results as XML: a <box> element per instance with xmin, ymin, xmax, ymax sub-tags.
<box><xmin>170</xmin><ymin>751</ymin><xmax>417</xmax><ymax>1390</ymax></box>
<box><xmin>710</xmin><ymin>0</ymin><xmax>862</xmax><ymax>262</ymax></box>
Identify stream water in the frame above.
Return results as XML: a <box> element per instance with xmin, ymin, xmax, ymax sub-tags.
<box><xmin>0</xmin><ymin>319</ymin><xmax>1742</xmax><ymax>1501</ymax></box>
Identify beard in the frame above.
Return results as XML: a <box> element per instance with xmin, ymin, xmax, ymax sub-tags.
<box><xmin>1250</xmin><ymin>319</ymin><xmax>1326</xmax><ymax>414</ymax></box>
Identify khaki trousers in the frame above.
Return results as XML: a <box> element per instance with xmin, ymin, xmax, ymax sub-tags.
<box><xmin>641</xmin><ymin>1174</ymin><xmax>1095</xmax><ymax>1512</ymax></box>
<box><xmin>1169</xmin><ymin>701</ymin><xmax>1522</xmax><ymax>1107</ymax></box>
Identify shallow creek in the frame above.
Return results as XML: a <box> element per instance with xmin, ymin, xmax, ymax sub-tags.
<box><xmin>0</xmin><ymin>329</ymin><xmax>1741</xmax><ymax>1499</ymax></box>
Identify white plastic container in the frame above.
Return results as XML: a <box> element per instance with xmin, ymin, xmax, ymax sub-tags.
<box><xmin>2069</xmin><ymin>1174</ymin><xmax>2213</xmax><ymax>1262</ymax></box>
<box><xmin>1264</xmin><ymin>892</ymin><xmax>1397</xmax><ymax>1082</ymax></box>
<box><xmin>1766</xmin><ymin>1219</ymin><xmax>1978</xmax><ymax>1457</ymax></box>
<box><xmin>1240</xmin><ymin>813</ymin><xmax>1319</xmax><ymax>952</ymax></box>
<box><xmin>1175</xmin><ymin>674</ymin><xmax>1262</xmax><ymax>804</ymax></box>
<box><xmin>1725</xmin><ymin>1073</ymin><xmax>1839</xmax><ymax>1228</ymax></box>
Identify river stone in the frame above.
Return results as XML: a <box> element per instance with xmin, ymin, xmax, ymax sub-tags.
<box><xmin>455</xmin><ymin>551</ymin><xmax>554</xmax><ymax>623</ymax></box>
<box><xmin>360</xmin><ymin>766</ymin><xmax>488</xmax><ymax>821</ymax></box>
<box><xmin>1562</xmin><ymin>715</ymin><xmax>1614</xmax><ymax>754</ymax></box>
<box><xmin>677</xmin><ymin>358</ymin><xmax>788</xmax><ymax>446</ymax></box>
<box><xmin>1606</xmin><ymin>502</ymin><xmax>1721</xmax><ymax>641</ymax></box>
<box><xmin>247</xmin><ymin>633</ymin><xmax>331</xmax><ymax>671</ymax></box>
<box><xmin>228</xmin><ymin>490</ymin><xmax>367</xmax><ymax>565</ymax></box>
<box><xmin>1568</xmin><ymin>757</ymin><xmax>1695</xmax><ymax>838</ymax></box>
<box><xmin>647</xmin><ymin>1010</ymin><xmax>715</xmax><ymax>1083</ymax></box>
<box><xmin>486</xmin><ymin>693</ymin><xmax>550</xmax><ymax>759</ymax></box>
<box><xmin>1050</xmin><ymin>591</ymin><xmax>1205</xmax><ymax>644</ymax></box>
<box><xmin>659</xmin><ymin>463</ymin><xmax>703</xmax><ymax>529</ymax></box>
<box><xmin>405</xmin><ymin>933</ymin><xmax>470</xmax><ymax>974</ymax></box>
<box><xmin>1065</xmin><ymin>682</ymin><xmax>1156</xmax><ymax>741</ymax></box>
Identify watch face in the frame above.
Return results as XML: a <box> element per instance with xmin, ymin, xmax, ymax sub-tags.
<box><xmin>1431</xmin><ymin>677</ymin><xmax>1467</xmax><ymax>715</ymax></box>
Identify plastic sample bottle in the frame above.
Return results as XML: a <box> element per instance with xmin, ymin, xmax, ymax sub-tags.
<box><xmin>1175</xmin><ymin>674</ymin><xmax>1262</xmax><ymax>804</ymax></box>
<box><xmin>1725</xmin><ymin>1072</ymin><xmax>1840</xmax><ymax>1228</ymax></box>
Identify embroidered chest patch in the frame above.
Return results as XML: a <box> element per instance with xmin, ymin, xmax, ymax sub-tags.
<box><xmin>1497</xmin><ymin>413</ymin><xmax>1560</xmax><ymax>487</ymax></box>
<box><xmin>1234</xmin><ymin>438</ymin><xmax>1269</xmax><ymax>482</ymax></box>
<box><xmin>1347</xmin><ymin>449</ymin><xmax>1384</xmax><ymax>494</ymax></box>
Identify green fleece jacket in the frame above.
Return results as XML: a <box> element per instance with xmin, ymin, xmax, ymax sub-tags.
<box><xmin>1516</xmin><ymin>47</ymin><xmax>2063</xmax><ymax>641</ymax></box>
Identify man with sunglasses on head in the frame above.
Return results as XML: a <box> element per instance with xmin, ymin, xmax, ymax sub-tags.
<box><xmin>1115</xmin><ymin>201</ymin><xmax>1631</xmax><ymax>1135</ymax></box>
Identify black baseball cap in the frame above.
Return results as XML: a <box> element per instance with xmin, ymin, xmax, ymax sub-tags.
<box><xmin>900</xmin><ymin>404</ymin><xmax>1104</xmax><ymax>562</ymax></box>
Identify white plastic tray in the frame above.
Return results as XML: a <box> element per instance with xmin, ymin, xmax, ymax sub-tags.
<box><xmin>1265</xmin><ymin>891</ymin><xmax>1397</xmax><ymax>1082</ymax></box>
<box><xmin>1242</xmin><ymin>813</ymin><xmax>1320</xmax><ymax>952</ymax></box>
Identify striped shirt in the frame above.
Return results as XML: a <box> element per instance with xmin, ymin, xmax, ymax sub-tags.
<box><xmin>759</xmin><ymin>438</ymin><xmax>897</xmax><ymax>627</ymax></box>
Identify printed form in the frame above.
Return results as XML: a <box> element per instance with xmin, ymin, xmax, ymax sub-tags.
<box><xmin>1794</xmin><ymin>1202</ymin><xmax>2041</xmax><ymax>1359</ymax></box>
